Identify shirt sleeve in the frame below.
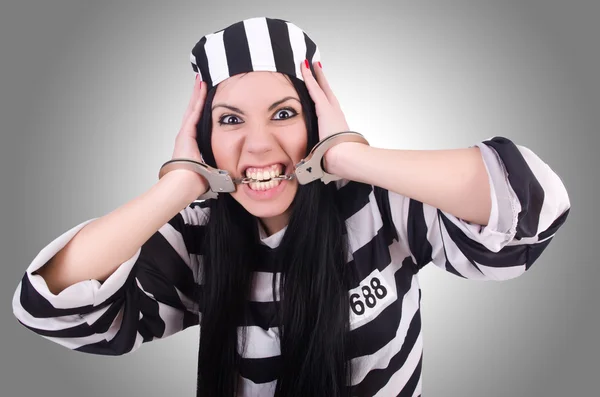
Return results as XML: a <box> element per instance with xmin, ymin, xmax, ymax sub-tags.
<box><xmin>11</xmin><ymin>202</ymin><xmax>209</xmax><ymax>355</ymax></box>
<box><xmin>387</xmin><ymin>136</ymin><xmax>571</xmax><ymax>281</ymax></box>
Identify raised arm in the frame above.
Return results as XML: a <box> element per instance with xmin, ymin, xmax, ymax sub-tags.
<box><xmin>326</xmin><ymin>136</ymin><xmax>571</xmax><ymax>280</ymax></box>
<box><xmin>12</xmin><ymin>170</ymin><xmax>209</xmax><ymax>354</ymax></box>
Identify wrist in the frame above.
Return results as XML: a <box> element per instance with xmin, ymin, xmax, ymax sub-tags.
<box><xmin>323</xmin><ymin>141</ymin><xmax>364</xmax><ymax>175</ymax></box>
<box><xmin>161</xmin><ymin>169</ymin><xmax>208</xmax><ymax>202</ymax></box>
<box><xmin>322</xmin><ymin>143</ymin><xmax>343</xmax><ymax>174</ymax></box>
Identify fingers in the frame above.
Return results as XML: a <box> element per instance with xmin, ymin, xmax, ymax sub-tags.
<box><xmin>180</xmin><ymin>76</ymin><xmax>207</xmax><ymax>139</ymax></box>
<box><xmin>182</xmin><ymin>75</ymin><xmax>203</xmax><ymax>122</ymax></box>
<box><xmin>301</xmin><ymin>60</ymin><xmax>329</xmax><ymax>108</ymax></box>
<box><xmin>312</xmin><ymin>61</ymin><xmax>340</xmax><ymax>108</ymax></box>
<box><xmin>301</xmin><ymin>60</ymin><xmax>340</xmax><ymax>109</ymax></box>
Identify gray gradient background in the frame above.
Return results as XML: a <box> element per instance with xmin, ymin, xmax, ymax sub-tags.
<box><xmin>1</xmin><ymin>0</ymin><xmax>598</xmax><ymax>396</ymax></box>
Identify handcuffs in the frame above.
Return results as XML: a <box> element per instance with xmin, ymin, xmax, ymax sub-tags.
<box><xmin>158</xmin><ymin>131</ymin><xmax>369</xmax><ymax>200</ymax></box>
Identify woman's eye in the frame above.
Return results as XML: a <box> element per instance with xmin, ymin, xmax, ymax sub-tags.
<box><xmin>272</xmin><ymin>108</ymin><xmax>298</xmax><ymax>120</ymax></box>
<box><xmin>218</xmin><ymin>115</ymin><xmax>243</xmax><ymax>125</ymax></box>
<box><xmin>218</xmin><ymin>108</ymin><xmax>297</xmax><ymax>125</ymax></box>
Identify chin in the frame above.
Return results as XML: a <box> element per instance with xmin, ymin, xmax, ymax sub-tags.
<box><xmin>231</xmin><ymin>180</ymin><xmax>297</xmax><ymax>220</ymax></box>
<box><xmin>244</xmin><ymin>202</ymin><xmax>292</xmax><ymax>219</ymax></box>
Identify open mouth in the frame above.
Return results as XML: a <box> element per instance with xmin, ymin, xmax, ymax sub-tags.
<box><xmin>244</xmin><ymin>163</ymin><xmax>287</xmax><ymax>191</ymax></box>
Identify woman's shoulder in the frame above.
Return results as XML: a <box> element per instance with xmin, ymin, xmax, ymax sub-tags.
<box><xmin>178</xmin><ymin>200</ymin><xmax>211</xmax><ymax>227</ymax></box>
<box><xmin>335</xmin><ymin>180</ymin><xmax>393</xmax><ymax>226</ymax></box>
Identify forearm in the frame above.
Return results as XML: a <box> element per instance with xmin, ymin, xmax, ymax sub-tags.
<box><xmin>35</xmin><ymin>170</ymin><xmax>206</xmax><ymax>294</ymax></box>
<box><xmin>325</xmin><ymin>142</ymin><xmax>492</xmax><ymax>226</ymax></box>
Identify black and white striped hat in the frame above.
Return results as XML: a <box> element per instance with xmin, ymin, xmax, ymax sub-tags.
<box><xmin>190</xmin><ymin>17</ymin><xmax>321</xmax><ymax>90</ymax></box>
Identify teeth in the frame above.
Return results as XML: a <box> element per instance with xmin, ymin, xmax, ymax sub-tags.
<box><xmin>248</xmin><ymin>179</ymin><xmax>281</xmax><ymax>191</ymax></box>
<box><xmin>245</xmin><ymin>164</ymin><xmax>284</xmax><ymax>180</ymax></box>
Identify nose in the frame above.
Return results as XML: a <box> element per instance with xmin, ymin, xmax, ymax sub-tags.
<box><xmin>244</xmin><ymin>123</ymin><xmax>275</xmax><ymax>155</ymax></box>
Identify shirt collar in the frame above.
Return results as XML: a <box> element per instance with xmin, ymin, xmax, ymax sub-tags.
<box><xmin>258</xmin><ymin>220</ymin><xmax>287</xmax><ymax>248</ymax></box>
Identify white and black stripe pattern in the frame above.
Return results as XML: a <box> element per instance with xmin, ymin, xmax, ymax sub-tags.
<box><xmin>190</xmin><ymin>17</ymin><xmax>320</xmax><ymax>89</ymax></box>
<box><xmin>12</xmin><ymin>136</ymin><xmax>570</xmax><ymax>396</ymax></box>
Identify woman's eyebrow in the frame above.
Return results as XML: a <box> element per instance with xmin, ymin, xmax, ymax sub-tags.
<box><xmin>211</xmin><ymin>96</ymin><xmax>301</xmax><ymax>115</ymax></box>
<box><xmin>267</xmin><ymin>96</ymin><xmax>300</xmax><ymax>111</ymax></box>
<box><xmin>212</xmin><ymin>104</ymin><xmax>245</xmax><ymax>115</ymax></box>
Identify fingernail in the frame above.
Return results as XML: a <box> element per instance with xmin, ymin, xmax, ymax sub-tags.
<box><xmin>195</xmin><ymin>74</ymin><xmax>199</xmax><ymax>80</ymax></box>
<box><xmin>317</xmin><ymin>61</ymin><xmax>322</xmax><ymax>68</ymax></box>
<box><xmin>304</xmin><ymin>59</ymin><xmax>309</xmax><ymax>69</ymax></box>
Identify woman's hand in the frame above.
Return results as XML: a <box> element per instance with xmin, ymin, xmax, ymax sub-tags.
<box><xmin>300</xmin><ymin>60</ymin><xmax>351</xmax><ymax>171</ymax></box>
<box><xmin>300</xmin><ymin>60</ymin><xmax>350</xmax><ymax>140</ymax></box>
<box><xmin>170</xmin><ymin>75</ymin><xmax>209</xmax><ymax>193</ymax></box>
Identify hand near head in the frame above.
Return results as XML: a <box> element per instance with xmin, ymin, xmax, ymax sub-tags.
<box><xmin>300</xmin><ymin>60</ymin><xmax>352</xmax><ymax>171</ymax></box>
<box><xmin>173</xmin><ymin>75</ymin><xmax>207</xmax><ymax>161</ymax></box>
<box><xmin>300</xmin><ymin>60</ymin><xmax>350</xmax><ymax>141</ymax></box>
<box><xmin>169</xmin><ymin>75</ymin><xmax>209</xmax><ymax>191</ymax></box>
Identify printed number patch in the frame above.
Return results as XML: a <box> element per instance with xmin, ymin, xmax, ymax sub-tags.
<box><xmin>348</xmin><ymin>269</ymin><xmax>396</xmax><ymax>331</ymax></box>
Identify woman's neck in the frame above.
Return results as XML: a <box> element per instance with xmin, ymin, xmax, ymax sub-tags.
<box><xmin>259</xmin><ymin>209</ymin><xmax>291</xmax><ymax>237</ymax></box>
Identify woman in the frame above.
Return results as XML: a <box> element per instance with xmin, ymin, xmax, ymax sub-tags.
<box><xmin>12</xmin><ymin>17</ymin><xmax>571</xmax><ymax>397</ymax></box>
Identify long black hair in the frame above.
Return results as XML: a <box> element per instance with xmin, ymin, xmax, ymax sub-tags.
<box><xmin>195</xmin><ymin>74</ymin><xmax>353</xmax><ymax>397</ymax></box>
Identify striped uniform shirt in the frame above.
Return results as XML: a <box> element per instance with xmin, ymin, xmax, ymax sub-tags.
<box><xmin>12</xmin><ymin>137</ymin><xmax>571</xmax><ymax>396</ymax></box>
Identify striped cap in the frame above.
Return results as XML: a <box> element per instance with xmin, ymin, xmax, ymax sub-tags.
<box><xmin>190</xmin><ymin>17</ymin><xmax>321</xmax><ymax>89</ymax></box>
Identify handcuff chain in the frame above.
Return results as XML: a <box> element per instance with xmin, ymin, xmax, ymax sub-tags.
<box><xmin>232</xmin><ymin>174</ymin><xmax>296</xmax><ymax>184</ymax></box>
<box><xmin>159</xmin><ymin>131</ymin><xmax>367</xmax><ymax>199</ymax></box>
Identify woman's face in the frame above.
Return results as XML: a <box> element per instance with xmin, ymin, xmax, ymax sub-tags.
<box><xmin>210</xmin><ymin>71</ymin><xmax>308</xmax><ymax>232</ymax></box>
